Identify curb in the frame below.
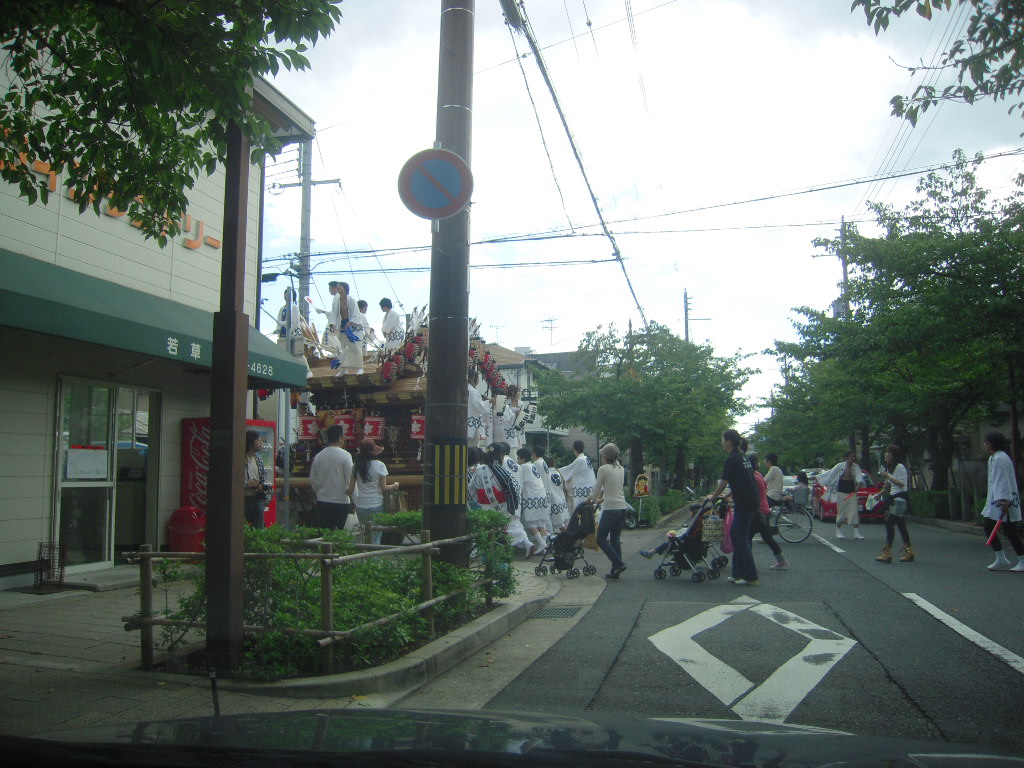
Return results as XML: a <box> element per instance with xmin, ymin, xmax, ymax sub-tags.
<box><xmin>152</xmin><ymin>566</ymin><xmax>560</xmax><ymax>699</ymax></box>
<box><xmin>910</xmin><ymin>516</ymin><xmax>984</xmax><ymax>537</ymax></box>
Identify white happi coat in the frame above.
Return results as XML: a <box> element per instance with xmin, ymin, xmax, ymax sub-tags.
<box><xmin>381</xmin><ymin>309</ymin><xmax>404</xmax><ymax>353</ymax></box>
<box><xmin>467</xmin><ymin>383</ymin><xmax>490</xmax><ymax>444</ymax></box>
<box><xmin>492</xmin><ymin>402</ymin><xmax>522</xmax><ymax>451</ymax></box>
<box><xmin>468</xmin><ymin>463</ymin><xmax>530</xmax><ymax>550</ymax></box>
<box><xmin>984</xmin><ymin>450</ymin><xmax>1022</xmax><ymax>522</ymax></box>
<box><xmin>559</xmin><ymin>452</ymin><xmax>596</xmax><ymax>511</ymax></box>
<box><xmin>519</xmin><ymin>459</ymin><xmax>551</xmax><ymax>528</ymax></box>
<box><xmin>545</xmin><ymin>465</ymin><xmax>568</xmax><ymax>529</ymax></box>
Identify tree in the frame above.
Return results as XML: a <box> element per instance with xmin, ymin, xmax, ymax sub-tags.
<box><xmin>536</xmin><ymin>322</ymin><xmax>752</xmax><ymax>486</ymax></box>
<box><xmin>763</xmin><ymin>150</ymin><xmax>1021</xmax><ymax>489</ymax></box>
<box><xmin>853</xmin><ymin>1</ymin><xmax>1024</xmax><ymax>130</ymax></box>
<box><xmin>1</xmin><ymin>0</ymin><xmax>342</xmax><ymax>243</ymax></box>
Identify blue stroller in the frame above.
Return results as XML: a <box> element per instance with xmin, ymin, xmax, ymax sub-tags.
<box><xmin>653</xmin><ymin>500</ymin><xmax>728</xmax><ymax>583</ymax></box>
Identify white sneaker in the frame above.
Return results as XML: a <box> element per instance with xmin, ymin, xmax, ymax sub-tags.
<box><xmin>988</xmin><ymin>555</ymin><xmax>1012</xmax><ymax>571</ymax></box>
<box><xmin>853</xmin><ymin>532</ymin><xmax>865</xmax><ymax>540</ymax></box>
<box><xmin>1010</xmin><ymin>559</ymin><xmax>1024</xmax><ymax>572</ymax></box>
<box><xmin>727</xmin><ymin>576</ymin><xmax>737</xmax><ymax>582</ymax></box>
<box><xmin>835</xmin><ymin>529</ymin><xmax>845</xmax><ymax>539</ymax></box>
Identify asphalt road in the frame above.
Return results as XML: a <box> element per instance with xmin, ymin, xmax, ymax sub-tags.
<box><xmin>399</xmin><ymin>517</ymin><xmax>1024</xmax><ymax>755</ymax></box>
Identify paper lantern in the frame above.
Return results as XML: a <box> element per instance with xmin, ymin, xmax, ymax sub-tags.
<box><xmin>363</xmin><ymin>416</ymin><xmax>385</xmax><ymax>440</ymax></box>
<box><xmin>410</xmin><ymin>413</ymin><xmax>426</xmax><ymax>440</ymax></box>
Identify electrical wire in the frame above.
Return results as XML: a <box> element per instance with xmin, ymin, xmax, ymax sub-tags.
<box><xmin>508</xmin><ymin>23</ymin><xmax>576</xmax><ymax>232</ymax></box>
<box><xmin>515</xmin><ymin>0</ymin><xmax>649</xmax><ymax>329</ymax></box>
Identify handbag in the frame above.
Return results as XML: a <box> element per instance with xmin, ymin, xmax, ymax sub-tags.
<box><xmin>582</xmin><ymin>532</ymin><xmax>600</xmax><ymax>551</ymax></box>
<box><xmin>720</xmin><ymin>508</ymin><xmax>735</xmax><ymax>553</ymax></box>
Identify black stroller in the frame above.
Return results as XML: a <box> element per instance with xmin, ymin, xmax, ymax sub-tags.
<box><xmin>534</xmin><ymin>502</ymin><xmax>598</xmax><ymax>579</ymax></box>
<box><xmin>653</xmin><ymin>500</ymin><xmax>729</xmax><ymax>583</ymax></box>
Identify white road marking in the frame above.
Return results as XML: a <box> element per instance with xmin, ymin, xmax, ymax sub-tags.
<box><xmin>902</xmin><ymin>592</ymin><xmax>1024</xmax><ymax>676</ymax></box>
<box><xmin>649</xmin><ymin>597</ymin><xmax>856</xmax><ymax>723</ymax></box>
<box><xmin>811</xmin><ymin>533</ymin><xmax>845</xmax><ymax>553</ymax></box>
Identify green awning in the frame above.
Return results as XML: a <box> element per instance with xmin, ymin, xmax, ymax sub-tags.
<box><xmin>0</xmin><ymin>248</ymin><xmax>306</xmax><ymax>388</ymax></box>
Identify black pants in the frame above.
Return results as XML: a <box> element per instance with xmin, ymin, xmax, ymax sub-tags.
<box><xmin>983</xmin><ymin>517</ymin><xmax>1024</xmax><ymax>554</ymax></box>
<box><xmin>316</xmin><ymin>501</ymin><xmax>353</xmax><ymax>530</ymax></box>
<box><xmin>884</xmin><ymin>514</ymin><xmax>910</xmax><ymax>546</ymax></box>
<box><xmin>749</xmin><ymin>511</ymin><xmax>782</xmax><ymax>557</ymax></box>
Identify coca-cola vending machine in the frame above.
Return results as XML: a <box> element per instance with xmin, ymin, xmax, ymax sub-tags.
<box><xmin>181</xmin><ymin>418</ymin><xmax>277</xmax><ymax>526</ymax></box>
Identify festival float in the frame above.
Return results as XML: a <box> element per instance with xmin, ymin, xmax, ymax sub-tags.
<box><xmin>284</xmin><ymin>310</ymin><xmax>524</xmax><ymax>516</ymax></box>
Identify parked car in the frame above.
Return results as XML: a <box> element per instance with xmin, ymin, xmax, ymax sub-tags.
<box><xmin>813</xmin><ymin>471</ymin><xmax>885</xmax><ymax>522</ymax></box>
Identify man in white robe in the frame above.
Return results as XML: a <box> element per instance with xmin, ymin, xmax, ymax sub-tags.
<box><xmin>380</xmin><ymin>298</ymin><xmax>404</xmax><ymax>354</ymax></box>
<box><xmin>982</xmin><ymin>431</ymin><xmax>1024</xmax><ymax>571</ymax></box>
<box><xmin>559</xmin><ymin>440</ymin><xmax>596</xmax><ymax>513</ymax></box>
<box><xmin>467</xmin><ymin>372</ymin><xmax>490</xmax><ymax>447</ymax></box>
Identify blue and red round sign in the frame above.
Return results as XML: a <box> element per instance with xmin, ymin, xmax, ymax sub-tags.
<box><xmin>398</xmin><ymin>148</ymin><xmax>474</xmax><ymax>220</ymax></box>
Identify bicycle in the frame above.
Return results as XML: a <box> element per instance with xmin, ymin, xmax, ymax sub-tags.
<box><xmin>769</xmin><ymin>500</ymin><xmax>813</xmax><ymax>543</ymax></box>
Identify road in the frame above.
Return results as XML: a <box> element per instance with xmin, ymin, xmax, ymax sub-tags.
<box><xmin>398</xmin><ymin>517</ymin><xmax>1024</xmax><ymax>755</ymax></box>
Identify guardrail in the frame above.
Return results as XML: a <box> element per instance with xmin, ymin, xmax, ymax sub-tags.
<box><xmin>123</xmin><ymin>527</ymin><xmax>502</xmax><ymax>674</ymax></box>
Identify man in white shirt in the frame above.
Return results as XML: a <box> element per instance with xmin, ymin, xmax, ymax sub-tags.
<box><xmin>309</xmin><ymin>424</ymin><xmax>354</xmax><ymax>530</ymax></box>
<box><xmin>380</xmin><ymin>297</ymin><xmax>404</xmax><ymax>354</ymax></box>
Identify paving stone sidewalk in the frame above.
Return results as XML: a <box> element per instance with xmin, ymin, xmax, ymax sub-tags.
<box><xmin>0</xmin><ymin>560</ymin><xmax>554</xmax><ymax>738</ymax></box>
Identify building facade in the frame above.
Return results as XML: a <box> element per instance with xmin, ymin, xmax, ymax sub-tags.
<box><xmin>0</xmin><ymin>79</ymin><xmax>311</xmax><ymax>587</ymax></box>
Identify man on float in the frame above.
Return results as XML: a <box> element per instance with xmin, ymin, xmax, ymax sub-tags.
<box><xmin>336</xmin><ymin>281</ymin><xmax>363</xmax><ymax>375</ymax></box>
<box><xmin>356</xmin><ymin>299</ymin><xmax>377</xmax><ymax>353</ymax></box>
<box><xmin>380</xmin><ymin>298</ymin><xmax>404</xmax><ymax>354</ymax></box>
<box><xmin>467</xmin><ymin>370</ymin><xmax>490</xmax><ymax>447</ymax></box>
<box><xmin>492</xmin><ymin>384</ymin><xmax>524</xmax><ymax>452</ymax></box>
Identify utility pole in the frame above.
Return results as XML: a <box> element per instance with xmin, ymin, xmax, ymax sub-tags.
<box><xmin>423</xmin><ymin>0</ymin><xmax>474</xmax><ymax>568</ymax></box>
<box><xmin>541</xmin><ymin>317</ymin><xmax>556</xmax><ymax>349</ymax></box>
<box><xmin>271</xmin><ymin>139</ymin><xmax>339</xmax><ymax>319</ymax></box>
<box><xmin>682</xmin><ymin>289</ymin><xmax>709</xmax><ymax>342</ymax></box>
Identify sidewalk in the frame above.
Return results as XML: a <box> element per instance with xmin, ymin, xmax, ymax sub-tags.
<box><xmin>0</xmin><ymin>559</ymin><xmax>558</xmax><ymax>738</ymax></box>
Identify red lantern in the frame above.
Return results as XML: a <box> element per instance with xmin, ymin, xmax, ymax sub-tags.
<box><xmin>405</xmin><ymin>341</ymin><xmax>415</xmax><ymax>359</ymax></box>
<box><xmin>298</xmin><ymin>416</ymin><xmax>319</xmax><ymax>440</ymax></box>
<box><xmin>381</xmin><ymin>360</ymin><xmax>395</xmax><ymax>382</ymax></box>
<box><xmin>410</xmin><ymin>413</ymin><xmax>426</xmax><ymax>440</ymax></box>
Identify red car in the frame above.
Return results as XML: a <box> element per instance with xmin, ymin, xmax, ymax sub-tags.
<box><xmin>813</xmin><ymin>474</ymin><xmax>886</xmax><ymax>522</ymax></box>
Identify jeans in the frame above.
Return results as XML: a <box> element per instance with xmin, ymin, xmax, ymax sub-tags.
<box><xmin>730</xmin><ymin>504</ymin><xmax>758</xmax><ymax>581</ymax></box>
<box><xmin>244</xmin><ymin>496</ymin><xmax>265</xmax><ymax>529</ymax></box>
<box><xmin>356</xmin><ymin>504</ymin><xmax>384</xmax><ymax>544</ymax></box>
<box><xmin>597</xmin><ymin>508</ymin><xmax>627</xmax><ymax>570</ymax></box>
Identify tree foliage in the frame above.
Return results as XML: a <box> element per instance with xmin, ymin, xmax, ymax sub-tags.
<box><xmin>1</xmin><ymin>0</ymin><xmax>343</xmax><ymax>243</ymax></box>
<box><xmin>536</xmin><ymin>322</ymin><xmax>752</xmax><ymax>483</ymax></box>
<box><xmin>853</xmin><ymin>0</ymin><xmax>1024</xmax><ymax>130</ymax></box>
<box><xmin>758</xmin><ymin>150</ymin><xmax>1024</xmax><ymax>488</ymax></box>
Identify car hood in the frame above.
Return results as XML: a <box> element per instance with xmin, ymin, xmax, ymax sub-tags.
<box><xmin>14</xmin><ymin>708</ymin><xmax>1022</xmax><ymax>767</ymax></box>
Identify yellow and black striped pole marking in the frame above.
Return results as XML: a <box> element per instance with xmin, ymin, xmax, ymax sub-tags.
<box><xmin>429</xmin><ymin>440</ymin><xmax>468</xmax><ymax>505</ymax></box>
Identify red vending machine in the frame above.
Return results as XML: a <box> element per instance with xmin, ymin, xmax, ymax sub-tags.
<box><xmin>181</xmin><ymin>418</ymin><xmax>277</xmax><ymax>526</ymax></box>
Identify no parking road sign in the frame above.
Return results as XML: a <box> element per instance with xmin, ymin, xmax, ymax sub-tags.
<box><xmin>398</xmin><ymin>148</ymin><xmax>474</xmax><ymax>220</ymax></box>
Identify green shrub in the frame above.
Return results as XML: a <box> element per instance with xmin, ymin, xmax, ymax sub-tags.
<box><xmin>156</xmin><ymin>518</ymin><xmax>514</xmax><ymax>680</ymax></box>
<box><xmin>908</xmin><ymin>490</ymin><xmax>950</xmax><ymax>519</ymax></box>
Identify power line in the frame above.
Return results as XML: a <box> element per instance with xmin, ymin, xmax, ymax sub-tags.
<box><xmin>511</xmin><ymin>0</ymin><xmax>649</xmax><ymax>329</ymax></box>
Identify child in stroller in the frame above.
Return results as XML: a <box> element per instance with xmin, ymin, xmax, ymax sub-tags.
<box><xmin>640</xmin><ymin>501</ymin><xmax>729</xmax><ymax>583</ymax></box>
<box><xmin>534</xmin><ymin>502</ymin><xmax>598</xmax><ymax>579</ymax></box>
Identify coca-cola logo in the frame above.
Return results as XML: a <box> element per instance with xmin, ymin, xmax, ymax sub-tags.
<box><xmin>185</xmin><ymin>420</ymin><xmax>211</xmax><ymax>510</ymax></box>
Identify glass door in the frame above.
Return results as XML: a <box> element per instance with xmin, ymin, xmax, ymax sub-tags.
<box><xmin>57</xmin><ymin>379</ymin><xmax>115</xmax><ymax>568</ymax></box>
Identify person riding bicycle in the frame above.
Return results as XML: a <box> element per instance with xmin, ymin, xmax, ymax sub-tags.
<box><xmin>783</xmin><ymin>471</ymin><xmax>811</xmax><ymax>508</ymax></box>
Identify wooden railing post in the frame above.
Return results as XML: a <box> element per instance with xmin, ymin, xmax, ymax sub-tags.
<box><xmin>421</xmin><ymin>530</ymin><xmax>434</xmax><ymax>635</ymax></box>
<box><xmin>139</xmin><ymin>545</ymin><xmax>154</xmax><ymax>670</ymax></box>
<box><xmin>319</xmin><ymin>541</ymin><xmax>334</xmax><ymax>674</ymax></box>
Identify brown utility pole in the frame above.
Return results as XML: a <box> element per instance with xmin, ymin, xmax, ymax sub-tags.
<box><xmin>205</xmin><ymin>120</ymin><xmax>250</xmax><ymax>673</ymax></box>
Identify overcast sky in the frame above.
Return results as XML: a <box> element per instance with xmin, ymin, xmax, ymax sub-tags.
<box><xmin>260</xmin><ymin>0</ymin><xmax>1024</xmax><ymax>430</ymax></box>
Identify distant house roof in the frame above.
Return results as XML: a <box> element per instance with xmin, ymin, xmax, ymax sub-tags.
<box><xmin>532</xmin><ymin>351</ymin><xmax>594</xmax><ymax>374</ymax></box>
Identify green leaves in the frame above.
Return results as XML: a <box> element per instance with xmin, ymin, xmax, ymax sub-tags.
<box><xmin>853</xmin><ymin>0</ymin><xmax>1024</xmax><ymax>134</ymax></box>
<box><xmin>0</xmin><ymin>1</ymin><xmax>343</xmax><ymax>241</ymax></box>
